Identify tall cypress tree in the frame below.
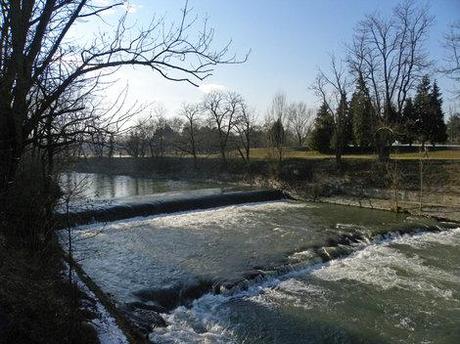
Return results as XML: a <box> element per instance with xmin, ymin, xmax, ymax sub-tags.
<box><xmin>350</xmin><ymin>76</ymin><xmax>375</xmax><ymax>147</ymax></box>
<box><xmin>429</xmin><ymin>81</ymin><xmax>448</xmax><ymax>145</ymax></box>
<box><xmin>309</xmin><ymin>101</ymin><xmax>334</xmax><ymax>153</ymax></box>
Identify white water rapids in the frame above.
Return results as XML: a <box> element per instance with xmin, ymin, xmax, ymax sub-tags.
<box><xmin>63</xmin><ymin>199</ymin><xmax>460</xmax><ymax>343</ymax></box>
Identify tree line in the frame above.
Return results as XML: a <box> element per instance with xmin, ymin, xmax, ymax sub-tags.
<box><xmin>91</xmin><ymin>91</ymin><xmax>314</xmax><ymax>166</ymax></box>
<box><xmin>309</xmin><ymin>1</ymin><xmax>458</xmax><ymax>167</ymax></box>
<box><xmin>309</xmin><ymin>74</ymin><xmax>448</xmax><ymax>153</ymax></box>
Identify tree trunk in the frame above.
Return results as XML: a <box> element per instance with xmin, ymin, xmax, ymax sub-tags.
<box><xmin>375</xmin><ymin>128</ymin><xmax>392</xmax><ymax>162</ymax></box>
<box><xmin>335</xmin><ymin>146</ymin><xmax>342</xmax><ymax>170</ymax></box>
<box><xmin>1</xmin><ymin>139</ymin><xmax>22</xmax><ymax>194</ymax></box>
<box><xmin>377</xmin><ymin>141</ymin><xmax>390</xmax><ymax>162</ymax></box>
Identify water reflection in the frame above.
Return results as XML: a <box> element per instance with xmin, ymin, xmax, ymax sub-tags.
<box><xmin>59</xmin><ymin>172</ymin><xmax>229</xmax><ymax>200</ymax></box>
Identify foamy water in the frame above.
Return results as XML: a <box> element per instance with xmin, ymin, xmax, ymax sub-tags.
<box><xmin>64</xmin><ymin>197</ymin><xmax>459</xmax><ymax>343</ymax></box>
<box><xmin>149</xmin><ymin>228</ymin><xmax>460</xmax><ymax>343</ymax></box>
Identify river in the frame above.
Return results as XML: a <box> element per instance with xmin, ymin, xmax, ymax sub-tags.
<box><xmin>61</xmin><ymin>173</ymin><xmax>460</xmax><ymax>343</ymax></box>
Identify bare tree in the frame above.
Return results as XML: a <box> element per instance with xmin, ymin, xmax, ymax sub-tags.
<box><xmin>124</xmin><ymin>119</ymin><xmax>148</xmax><ymax>158</ymax></box>
<box><xmin>0</xmin><ymin>0</ymin><xmax>247</xmax><ymax>192</ymax></box>
<box><xmin>440</xmin><ymin>21</ymin><xmax>460</xmax><ymax>98</ymax></box>
<box><xmin>265</xmin><ymin>93</ymin><xmax>289</xmax><ymax>163</ymax></box>
<box><xmin>347</xmin><ymin>1</ymin><xmax>432</xmax><ymax>160</ymax></box>
<box><xmin>234</xmin><ymin>100</ymin><xmax>255</xmax><ymax>162</ymax></box>
<box><xmin>349</xmin><ymin>1</ymin><xmax>432</xmax><ymax>115</ymax></box>
<box><xmin>288</xmin><ymin>102</ymin><xmax>313</xmax><ymax>146</ymax></box>
<box><xmin>266</xmin><ymin>92</ymin><xmax>289</xmax><ymax>124</ymax></box>
<box><xmin>312</xmin><ymin>55</ymin><xmax>350</xmax><ymax>169</ymax></box>
<box><xmin>179</xmin><ymin>103</ymin><xmax>202</xmax><ymax>167</ymax></box>
<box><xmin>203</xmin><ymin>90</ymin><xmax>242</xmax><ymax>164</ymax></box>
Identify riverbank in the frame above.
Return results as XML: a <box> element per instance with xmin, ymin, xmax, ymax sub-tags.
<box><xmin>46</xmin><ymin>157</ymin><xmax>459</xmax><ymax>342</ymax></box>
<box><xmin>0</xmin><ymin>237</ymin><xmax>100</xmax><ymax>344</ymax></box>
<box><xmin>68</xmin><ymin>156</ymin><xmax>460</xmax><ymax>223</ymax></box>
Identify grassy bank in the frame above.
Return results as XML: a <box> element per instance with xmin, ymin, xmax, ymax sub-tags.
<box><xmin>245</xmin><ymin>147</ymin><xmax>460</xmax><ymax>160</ymax></box>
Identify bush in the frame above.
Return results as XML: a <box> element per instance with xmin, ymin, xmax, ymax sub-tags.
<box><xmin>0</xmin><ymin>157</ymin><xmax>100</xmax><ymax>344</ymax></box>
<box><xmin>0</xmin><ymin>158</ymin><xmax>61</xmax><ymax>250</ymax></box>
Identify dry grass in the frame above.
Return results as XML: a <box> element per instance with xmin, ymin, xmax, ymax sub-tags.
<box><xmin>244</xmin><ymin>147</ymin><xmax>460</xmax><ymax>160</ymax></box>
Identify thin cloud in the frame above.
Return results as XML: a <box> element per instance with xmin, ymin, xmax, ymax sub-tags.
<box><xmin>124</xmin><ymin>2</ymin><xmax>141</xmax><ymax>14</ymax></box>
<box><xmin>199</xmin><ymin>83</ymin><xmax>227</xmax><ymax>94</ymax></box>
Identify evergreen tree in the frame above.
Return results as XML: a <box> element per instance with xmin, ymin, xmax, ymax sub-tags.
<box><xmin>400</xmin><ymin>98</ymin><xmax>417</xmax><ymax>145</ymax></box>
<box><xmin>429</xmin><ymin>81</ymin><xmax>448</xmax><ymax>144</ymax></box>
<box><xmin>332</xmin><ymin>94</ymin><xmax>350</xmax><ymax>168</ymax></box>
<box><xmin>447</xmin><ymin>113</ymin><xmax>460</xmax><ymax>144</ymax></box>
<box><xmin>268</xmin><ymin>118</ymin><xmax>285</xmax><ymax>162</ymax></box>
<box><xmin>332</xmin><ymin>95</ymin><xmax>351</xmax><ymax>151</ymax></box>
<box><xmin>350</xmin><ymin>76</ymin><xmax>375</xmax><ymax>147</ymax></box>
<box><xmin>309</xmin><ymin>102</ymin><xmax>334</xmax><ymax>153</ymax></box>
<box><xmin>413</xmin><ymin>75</ymin><xmax>433</xmax><ymax>145</ymax></box>
<box><xmin>413</xmin><ymin>76</ymin><xmax>448</xmax><ymax>146</ymax></box>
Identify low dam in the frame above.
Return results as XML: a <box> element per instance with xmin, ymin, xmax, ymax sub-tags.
<box><xmin>59</xmin><ymin>173</ymin><xmax>460</xmax><ymax>343</ymax></box>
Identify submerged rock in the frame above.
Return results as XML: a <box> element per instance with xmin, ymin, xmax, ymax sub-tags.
<box><xmin>122</xmin><ymin>303</ymin><xmax>167</xmax><ymax>334</ymax></box>
<box><xmin>124</xmin><ymin>301</ymin><xmax>167</xmax><ymax>314</ymax></box>
<box><xmin>133</xmin><ymin>279</ymin><xmax>214</xmax><ymax>311</ymax></box>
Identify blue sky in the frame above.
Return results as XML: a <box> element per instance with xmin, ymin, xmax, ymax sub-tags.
<box><xmin>90</xmin><ymin>0</ymin><xmax>460</xmax><ymax>118</ymax></box>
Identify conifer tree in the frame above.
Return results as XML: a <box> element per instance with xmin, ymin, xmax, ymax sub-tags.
<box><xmin>413</xmin><ymin>75</ymin><xmax>433</xmax><ymax>146</ymax></box>
<box><xmin>413</xmin><ymin>76</ymin><xmax>448</xmax><ymax>146</ymax></box>
<box><xmin>350</xmin><ymin>76</ymin><xmax>375</xmax><ymax>147</ymax></box>
<box><xmin>332</xmin><ymin>95</ymin><xmax>351</xmax><ymax>153</ymax></box>
<box><xmin>429</xmin><ymin>81</ymin><xmax>448</xmax><ymax>145</ymax></box>
<box><xmin>400</xmin><ymin>98</ymin><xmax>417</xmax><ymax>145</ymax></box>
<box><xmin>309</xmin><ymin>102</ymin><xmax>334</xmax><ymax>153</ymax></box>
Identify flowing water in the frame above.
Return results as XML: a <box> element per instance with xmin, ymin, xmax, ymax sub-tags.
<box><xmin>62</xmin><ymin>173</ymin><xmax>460</xmax><ymax>343</ymax></box>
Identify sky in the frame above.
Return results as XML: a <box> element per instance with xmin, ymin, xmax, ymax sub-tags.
<box><xmin>85</xmin><ymin>0</ymin><xmax>460</xmax><ymax>119</ymax></box>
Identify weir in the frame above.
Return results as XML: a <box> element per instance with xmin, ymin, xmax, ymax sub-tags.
<box><xmin>128</xmin><ymin>221</ymin><xmax>452</xmax><ymax>314</ymax></box>
<box><xmin>113</xmin><ymin>222</ymin><xmax>459</xmax><ymax>336</ymax></box>
<box><xmin>61</xmin><ymin>193</ymin><xmax>460</xmax><ymax>342</ymax></box>
<box><xmin>57</xmin><ymin>189</ymin><xmax>289</xmax><ymax>227</ymax></box>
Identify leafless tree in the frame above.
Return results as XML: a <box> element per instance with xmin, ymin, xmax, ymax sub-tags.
<box><xmin>265</xmin><ymin>93</ymin><xmax>289</xmax><ymax>164</ymax></box>
<box><xmin>312</xmin><ymin>55</ymin><xmax>350</xmax><ymax>168</ymax></box>
<box><xmin>440</xmin><ymin>21</ymin><xmax>460</xmax><ymax>98</ymax></box>
<box><xmin>141</xmin><ymin>106</ymin><xmax>177</xmax><ymax>158</ymax></box>
<box><xmin>288</xmin><ymin>102</ymin><xmax>313</xmax><ymax>146</ymax></box>
<box><xmin>234</xmin><ymin>100</ymin><xmax>255</xmax><ymax>162</ymax></box>
<box><xmin>0</xmin><ymin>0</ymin><xmax>247</xmax><ymax>192</ymax></box>
<box><xmin>348</xmin><ymin>1</ymin><xmax>432</xmax><ymax>116</ymax></box>
<box><xmin>179</xmin><ymin>103</ymin><xmax>202</xmax><ymax>167</ymax></box>
<box><xmin>347</xmin><ymin>1</ymin><xmax>432</xmax><ymax>160</ymax></box>
<box><xmin>124</xmin><ymin>120</ymin><xmax>148</xmax><ymax>158</ymax></box>
<box><xmin>266</xmin><ymin>92</ymin><xmax>289</xmax><ymax>124</ymax></box>
<box><xmin>203</xmin><ymin>90</ymin><xmax>242</xmax><ymax>164</ymax></box>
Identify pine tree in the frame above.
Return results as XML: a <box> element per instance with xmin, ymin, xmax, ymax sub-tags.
<box><xmin>413</xmin><ymin>75</ymin><xmax>432</xmax><ymax>146</ymax></box>
<box><xmin>332</xmin><ymin>95</ymin><xmax>351</xmax><ymax>151</ymax></box>
<box><xmin>400</xmin><ymin>98</ymin><xmax>417</xmax><ymax>145</ymax></box>
<box><xmin>309</xmin><ymin>101</ymin><xmax>334</xmax><ymax>153</ymax></box>
<box><xmin>350</xmin><ymin>76</ymin><xmax>375</xmax><ymax>147</ymax></box>
<box><xmin>429</xmin><ymin>81</ymin><xmax>448</xmax><ymax>145</ymax></box>
<box><xmin>413</xmin><ymin>76</ymin><xmax>448</xmax><ymax>146</ymax></box>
